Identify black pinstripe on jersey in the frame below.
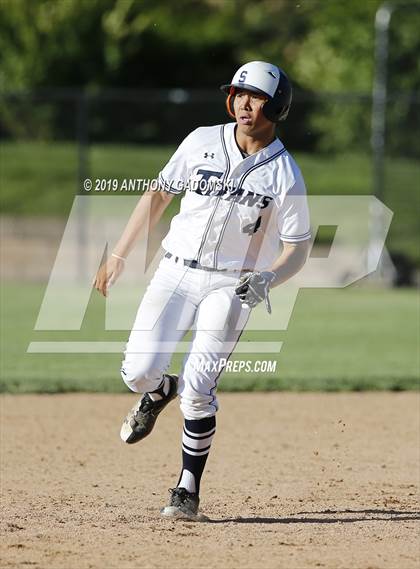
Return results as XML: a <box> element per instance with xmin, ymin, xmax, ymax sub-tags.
<box><xmin>196</xmin><ymin>125</ymin><xmax>231</xmax><ymax>264</ymax></box>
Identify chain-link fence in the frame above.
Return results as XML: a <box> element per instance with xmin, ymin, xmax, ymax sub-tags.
<box><xmin>2</xmin><ymin>88</ymin><xmax>419</xmax><ymax>149</ymax></box>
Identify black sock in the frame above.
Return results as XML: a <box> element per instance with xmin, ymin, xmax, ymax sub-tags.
<box><xmin>177</xmin><ymin>416</ymin><xmax>216</xmax><ymax>495</ymax></box>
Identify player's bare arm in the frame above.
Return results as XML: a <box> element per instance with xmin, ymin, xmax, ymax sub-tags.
<box><xmin>93</xmin><ymin>189</ymin><xmax>174</xmax><ymax>297</ymax></box>
<box><xmin>269</xmin><ymin>239</ymin><xmax>310</xmax><ymax>287</ymax></box>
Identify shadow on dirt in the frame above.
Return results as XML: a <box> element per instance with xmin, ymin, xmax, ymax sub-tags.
<box><xmin>208</xmin><ymin>509</ymin><xmax>420</xmax><ymax>524</ymax></box>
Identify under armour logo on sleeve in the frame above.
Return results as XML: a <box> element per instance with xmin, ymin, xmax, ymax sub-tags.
<box><xmin>204</xmin><ymin>152</ymin><xmax>215</xmax><ymax>158</ymax></box>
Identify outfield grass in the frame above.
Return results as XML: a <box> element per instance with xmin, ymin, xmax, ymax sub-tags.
<box><xmin>1</xmin><ymin>283</ymin><xmax>418</xmax><ymax>393</ymax></box>
<box><xmin>1</xmin><ymin>141</ymin><xmax>419</xmax><ymax>262</ymax></box>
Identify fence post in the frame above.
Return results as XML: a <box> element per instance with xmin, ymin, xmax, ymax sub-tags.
<box><xmin>76</xmin><ymin>90</ymin><xmax>89</xmax><ymax>283</ymax></box>
<box><xmin>369</xmin><ymin>3</ymin><xmax>395</xmax><ymax>282</ymax></box>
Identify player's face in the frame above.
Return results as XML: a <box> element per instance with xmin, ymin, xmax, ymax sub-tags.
<box><xmin>233</xmin><ymin>89</ymin><xmax>274</xmax><ymax>137</ymax></box>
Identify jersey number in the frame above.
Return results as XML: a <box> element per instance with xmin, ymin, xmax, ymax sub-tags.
<box><xmin>242</xmin><ymin>216</ymin><xmax>262</xmax><ymax>236</ymax></box>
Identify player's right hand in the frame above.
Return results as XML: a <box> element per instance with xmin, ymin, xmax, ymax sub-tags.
<box><xmin>93</xmin><ymin>256</ymin><xmax>125</xmax><ymax>297</ymax></box>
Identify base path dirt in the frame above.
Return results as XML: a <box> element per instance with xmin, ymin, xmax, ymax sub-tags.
<box><xmin>1</xmin><ymin>392</ymin><xmax>419</xmax><ymax>569</ymax></box>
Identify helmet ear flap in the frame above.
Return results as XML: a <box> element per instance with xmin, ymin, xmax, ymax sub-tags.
<box><xmin>225</xmin><ymin>86</ymin><xmax>236</xmax><ymax>119</ymax></box>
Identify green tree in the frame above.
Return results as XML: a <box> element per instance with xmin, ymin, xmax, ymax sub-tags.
<box><xmin>290</xmin><ymin>0</ymin><xmax>420</xmax><ymax>155</ymax></box>
<box><xmin>0</xmin><ymin>0</ymin><xmax>419</xmax><ymax>153</ymax></box>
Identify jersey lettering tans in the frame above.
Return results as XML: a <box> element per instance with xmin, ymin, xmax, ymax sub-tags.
<box><xmin>159</xmin><ymin>122</ymin><xmax>311</xmax><ymax>271</ymax></box>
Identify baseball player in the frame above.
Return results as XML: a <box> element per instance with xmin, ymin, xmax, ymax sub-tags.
<box><xmin>94</xmin><ymin>61</ymin><xmax>311</xmax><ymax>520</ymax></box>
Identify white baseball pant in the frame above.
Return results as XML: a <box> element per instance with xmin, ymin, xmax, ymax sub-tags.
<box><xmin>121</xmin><ymin>254</ymin><xmax>250</xmax><ymax>419</ymax></box>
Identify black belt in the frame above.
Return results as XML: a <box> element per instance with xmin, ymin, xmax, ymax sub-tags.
<box><xmin>164</xmin><ymin>252</ymin><xmax>228</xmax><ymax>272</ymax></box>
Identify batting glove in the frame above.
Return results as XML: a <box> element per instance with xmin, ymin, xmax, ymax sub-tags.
<box><xmin>235</xmin><ymin>271</ymin><xmax>276</xmax><ymax>314</ymax></box>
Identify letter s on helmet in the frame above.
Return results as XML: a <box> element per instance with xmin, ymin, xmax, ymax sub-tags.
<box><xmin>220</xmin><ymin>61</ymin><xmax>292</xmax><ymax>123</ymax></box>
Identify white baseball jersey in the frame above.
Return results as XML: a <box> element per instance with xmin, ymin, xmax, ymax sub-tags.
<box><xmin>159</xmin><ymin>122</ymin><xmax>311</xmax><ymax>271</ymax></box>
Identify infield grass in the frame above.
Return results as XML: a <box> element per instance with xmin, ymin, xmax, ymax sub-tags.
<box><xmin>1</xmin><ymin>283</ymin><xmax>418</xmax><ymax>393</ymax></box>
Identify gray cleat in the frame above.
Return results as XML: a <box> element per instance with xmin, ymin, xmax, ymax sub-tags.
<box><xmin>120</xmin><ymin>374</ymin><xmax>178</xmax><ymax>444</ymax></box>
<box><xmin>161</xmin><ymin>487</ymin><xmax>208</xmax><ymax>521</ymax></box>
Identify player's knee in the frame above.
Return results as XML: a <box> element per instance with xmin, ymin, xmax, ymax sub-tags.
<box><xmin>120</xmin><ymin>356</ymin><xmax>164</xmax><ymax>393</ymax></box>
<box><xmin>120</xmin><ymin>367</ymin><xmax>143</xmax><ymax>393</ymax></box>
<box><xmin>179</xmin><ymin>392</ymin><xmax>218</xmax><ymax>420</ymax></box>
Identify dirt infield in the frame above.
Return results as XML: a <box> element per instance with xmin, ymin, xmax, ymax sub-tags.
<box><xmin>1</xmin><ymin>392</ymin><xmax>419</xmax><ymax>569</ymax></box>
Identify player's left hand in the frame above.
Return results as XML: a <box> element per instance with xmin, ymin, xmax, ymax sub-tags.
<box><xmin>235</xmin><ymin>271</ymin><xmax>276</xmax><ymax>313</ymax></box>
